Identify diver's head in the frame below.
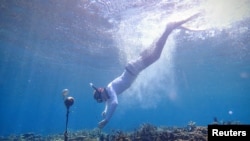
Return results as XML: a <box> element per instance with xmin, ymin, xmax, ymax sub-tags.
<box><xmin>93</xmin><ymin>88</ymin><xmax>104</xmax><ymax>103</ymax></box>
<box><xmin>90</xmin><ymin>83</ymin><xmax>104</xmax><ymax>103</ymax></box>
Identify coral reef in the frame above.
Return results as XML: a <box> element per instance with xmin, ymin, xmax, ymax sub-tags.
<box><xmin>0</xmin><ymin>123</ymin><xmax>208</xmax><ymax>141</ymax></box>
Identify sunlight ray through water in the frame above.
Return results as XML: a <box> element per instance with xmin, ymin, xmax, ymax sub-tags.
<box><xmin>109</xmin><ymin>0</ymin><xmax>250</xmax><ymax>109</ymax></box>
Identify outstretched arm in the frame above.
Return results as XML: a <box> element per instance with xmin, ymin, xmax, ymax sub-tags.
<box><xmin>98</xmin><ymin>100</ymin><xmax>118</xmax><ymax>128</ymax></box>
<box><xmin>98</xmin><ymin>84</ymin><xmax>118</xmax><ymax>129</ymax></box>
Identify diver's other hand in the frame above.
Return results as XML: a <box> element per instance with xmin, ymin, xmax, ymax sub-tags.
<box><xmin>102</xmin><ymin>111</ymin><xmax>106</xmax><ymax>117</ymax></box>
<box><xmin>98</xmin><ymin>119</ymin><xmax>108</xmax><ymax>129</ymax></box>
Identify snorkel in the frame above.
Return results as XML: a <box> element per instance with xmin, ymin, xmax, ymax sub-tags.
<box><xmin>90</xmin><ymin>83</ymin><xmax>103</xmax><ymax>103</ymax></box>
<box><xmin>90</xmin><ymin>83</ymin><xmax>98</xmax><ymax>91</ymax></box>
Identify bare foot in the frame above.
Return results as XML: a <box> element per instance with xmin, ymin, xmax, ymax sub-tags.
<box><xmin>167</xmin><ymin>13</ymin><xmax>201</xmax><ymax>30</ymax></box>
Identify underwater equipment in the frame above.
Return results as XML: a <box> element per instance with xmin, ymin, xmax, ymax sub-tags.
<box><xmin>62</xmin><ymin>89</ymin><xmax>74</xmax><ymax>141</ymax></box>
<box><xmin>65</xmin><ymin>96</ymin><xmax>74</xmax><ymax>108</ymax></box>
<box><xmin>62</xmin><ymin>89</ymin><xmax>69</xmax><ymax>98</ymax></box>
<box><xmin>90</xmin><ymin>83</ymin><xmax>98</xmax><ymax>90</ymax></box>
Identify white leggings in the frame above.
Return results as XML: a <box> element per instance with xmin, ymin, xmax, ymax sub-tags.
<box><xmin>110</xmin><ymin>25</ymin><xmax>174</xmax><ymax>95</ymax></box>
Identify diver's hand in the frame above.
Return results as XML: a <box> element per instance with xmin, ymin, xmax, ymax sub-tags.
<box><xmin>98</xmin><ymin>119</ymin><xmax>108</xmax><ymax>129</ymax></box>
<box><xmin>102</xmin><ymin>111</ymin><xmax>106</xmax><ymax>117</ymax></box>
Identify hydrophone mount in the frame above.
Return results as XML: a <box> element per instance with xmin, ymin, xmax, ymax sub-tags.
<box><xmin>62</xmin><ymin>89</ymin><xmax>74</xmax><ymax>141</ymax></box>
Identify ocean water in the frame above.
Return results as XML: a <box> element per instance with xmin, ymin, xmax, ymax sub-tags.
<box><xmin>0</xmin><ymin>0</ymin><xmax>250</xmax><ymax>137</ymax></box>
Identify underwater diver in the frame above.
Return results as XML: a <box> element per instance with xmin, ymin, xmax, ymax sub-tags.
<box><xmin>90</xmin><ymin>13</ymin><xmax>200</xmax><ymax>129</ymax></box>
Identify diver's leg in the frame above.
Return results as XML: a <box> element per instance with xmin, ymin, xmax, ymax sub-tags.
<box><xmin>140</xmin><ymin>13</ymin><xmax>200</xmax><ymax>66</ymax></box>
<box><xmin>126</xmin><ymin>13</ymin><xmax>200</xmax><ymax>75</ymax></box>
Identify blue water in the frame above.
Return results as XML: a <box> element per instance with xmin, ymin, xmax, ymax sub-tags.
<box><xmin>1</xmin><ymin>0</ymin><xmax>250</xmax><ymax>137</ymax></box>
